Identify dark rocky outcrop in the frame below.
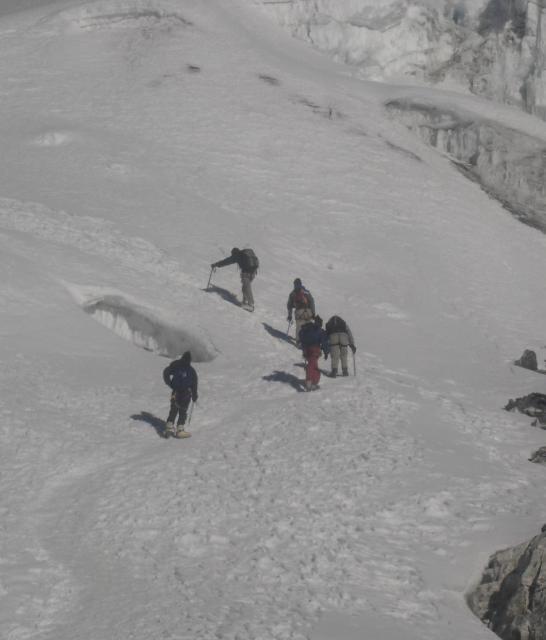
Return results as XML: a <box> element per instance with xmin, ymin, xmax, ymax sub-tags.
<box><xmin>505</xmin><ymin>393</ymin><xmax>546</xmax><ymax>427</ymax></box>
<box><xmin>529</xmin><ymin>446</ymin><xmax>546</xmax><ymax>464</ymax></box>
<box><xmin>515</xmin><ymin>349</ymin><xmax>538</xmax><ymax>371</ymax></box>
<box><xmin>467</xmin><ymin>527</ymin><xmax>546</xmax><ymax>640</ymax></box>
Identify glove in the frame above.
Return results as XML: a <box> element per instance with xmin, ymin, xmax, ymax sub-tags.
<box><xmin>350</xmin><ymin>345</ymin><xmax>356</xmax><ymax>354</ymax></box>
<box><xmin>192</xmin><ymin>393</ymin><xmax>198</xmax><ymax>403</ymax></box>
<box><xmin>210</xmin><ymin>263</ymin><xmax>217</xmax><ymax>270</ymax></box>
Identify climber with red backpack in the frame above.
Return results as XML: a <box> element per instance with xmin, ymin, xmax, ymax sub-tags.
<box><xmin>287</xmin><ymin>278</ymin><xmax>316</xmax><ymax>347</ymax></box>
<box><xmin>211</xmin><ymin>247</ymin><xmax>259</xmax><ymax>311</ymax></box>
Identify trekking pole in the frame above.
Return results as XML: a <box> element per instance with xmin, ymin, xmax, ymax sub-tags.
<box><xmin>352</xmin><ymin>351</ymin><xmax>357</xmax><ymax>377</ymax></box>
<box><xmin>286</xmin><ymin>319</ymin><xmax>292</xmax><ymax>336</ymax></box>
<box><xmin>206</xmin><ymin>267</ymin><xmax>215</xmax><ymax>290</ymax></box>
<box><xmin>188</xmin><ymin>400</ymin><xmax>195</xmax><ymax>426</ymax></box>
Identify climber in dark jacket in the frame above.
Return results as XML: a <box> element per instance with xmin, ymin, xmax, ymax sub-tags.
<box><xmin>211</xmin><ymin>247</ymin><xmax>259</xmax><ymax>311</ymax></box>
<box><xmin>299</xmin><ymin>315</ymin><xmax>329</xmax><ymax>391</ymax></box>
<box><xmin>162</xmin><ymin>351</ymin><xmax>198</xmax><ymax>438</ymax></box>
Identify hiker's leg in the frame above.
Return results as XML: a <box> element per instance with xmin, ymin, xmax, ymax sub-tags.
<box><xmin>175</xmin><ymin>392</ymin><xmax>191</xmax><ymax>426</ymax></box>
<box><xmin>340</xmin><ymin>333</ymin><xmax>350</xmax><ymax>369</ymax></box>
<box><xmin>167</xmin><ymin>392</ymin><xmax>178</xmax><ymax>423</ymax></box>
<box><xmin>308</xmin><ymin>346</ymin><xmax>321</xmax><ymax>385</ymax></box>
<box><xmin>295</xmin><ymin>310</ymin><xmax>305</xmax><ymax>345</ymax></box>
<box><xmin>241</xmin><ymin>272</ymin><xmax>254</xmax><ymax>307</ymax></box>
<box><xmin>330</xmin><ymin>333</ymin><xmax>341</xmax><ymax>370</ymax></box>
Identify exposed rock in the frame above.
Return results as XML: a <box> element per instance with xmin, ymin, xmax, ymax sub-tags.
<box><xmin>529</xmin><ymin>446</ymin><xmax>546</xmax><ymax>463</ymax></box>
<box><xmin>515</xmin><ymin>349</ymin><xmax>538</xmax><ymax>371</ymax></box>
<box><xmin>467</xmin><ymin>528</ymin><xmax>546</xmax><ymax>640</ymax></box>
<box><xmin>505</xmin><ymin>393</ymin><xmax>546</xmax><ymax>427</ymax></box>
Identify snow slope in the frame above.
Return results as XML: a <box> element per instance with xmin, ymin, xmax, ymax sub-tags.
<box><xmin>1</xmin><ymin>1</ymin><xmax>546</xmax><ymax>639</ymax></box>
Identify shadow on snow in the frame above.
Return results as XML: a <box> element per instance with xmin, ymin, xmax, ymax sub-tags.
<box><xmin>262</xmin><ymin>370</ymin><xmax>306</xmax><ymax>392</ymax></box>
<box><xmin>262</xmin><ymin>322</ymin><xmax>296</xmax><ymax>346</ymax></box>
<box><xmin>204</xmin><ymin>285</ymin><xmax>240</xmax><ymax>308</ymax></box>
<box><xmin>131</xmin><ymin>411</ymin><xmax>166</xmax><ymax>438</ymax></box>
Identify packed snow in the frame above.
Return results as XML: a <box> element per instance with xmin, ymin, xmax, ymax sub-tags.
<box><xmin>1</xmin><ymin>1</ymin><xmax>546</xmax><ymax>639</ymax></box>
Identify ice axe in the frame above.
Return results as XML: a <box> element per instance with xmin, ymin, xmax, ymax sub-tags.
<box><xmin>206</xmin><ymin>266</ymin><xmax>216</xmax><ymax>290</ymax></box>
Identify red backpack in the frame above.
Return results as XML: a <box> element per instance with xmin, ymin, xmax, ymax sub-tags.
<box><xmin>294</xmin><ymin>288</ymin><xmax>310</xmax><ymax>309</ymax></box>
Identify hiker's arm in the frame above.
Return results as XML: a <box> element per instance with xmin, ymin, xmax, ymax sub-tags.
<box><xmin>212</xmin><ymin>255</ymin><xmax>237</xmax><ymax>269</ymax></box>
<box><xmin>162</xmin><ymin>365</ymin><xmax>173</xmax><ymax>388</ymax></box>
<box><xmin>287</xmin><ymin>292</ymin><xmax>294</xmax><ymax>316</ymax></box>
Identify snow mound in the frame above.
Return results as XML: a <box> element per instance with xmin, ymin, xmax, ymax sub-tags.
<box><xmin>40</xmin><ymin>0</ymin><xmax>193</xmax><ymax>32</ymax></box>
<box><xmin>31</xmin><ymin>131</ymin><xmax>76</xmax><ymax>147</ymax></box>
<box><xmin>82</xmin><ymin>293</ymin><xmax>215</xmax><ymax>361</ymax></box>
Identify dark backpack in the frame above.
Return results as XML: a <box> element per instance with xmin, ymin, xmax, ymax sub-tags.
<box><xmin>326</xmin><ymin>315</ymin><xmax>346</xmax><ymax>334</ymax></box>
<box><xmin>300</xmin><ymin>324</ymin><xmax>324</xmax><ymax>348</ymax></box>
<box><xmin>171</xmin><ymin>366</ymin><xmax>194</xmax><ymax>392</ymax></box>
<box><xmin>240</xmin><ymin>248</ymin><xmax>259</xmax><ymax>272</ymax></box>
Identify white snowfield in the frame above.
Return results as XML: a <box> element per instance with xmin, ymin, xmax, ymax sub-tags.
<box><xmin>1</xmin><ymin>2</ymin><xmax>546</xmax><ymax>639</ymax></box>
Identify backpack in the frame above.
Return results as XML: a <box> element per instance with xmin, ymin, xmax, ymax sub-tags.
<box><xmin>300</xmin><ymin>323</ymin><xmax>324</xmax><ymax>348</ymax></box>
<box><xmin>294</xmin><ymin>288</ymin><xmax>310</xmax><ymax>309</ymax></box>
<box><xmin>326</xmin><ymin>315</ymin><xmax>346</xmax><ymax>334</ymax></box>
<box><xmin>240</xmin><ymin>248</ymin><xmax>259</xmax><ymax>272</ymax></box>
<box><xmin>171</xmin><ymin>366</ymin><xmax>194</xmax><ymax>392</ymax></box>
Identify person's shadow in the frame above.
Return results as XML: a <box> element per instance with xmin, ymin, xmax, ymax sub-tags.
<box><xmin>263</xmin><ymin>322</ymin><xmax>296</xmax><ymax>346</ymax></box>
<box><xmin>262</xmin><ymin>370</ymin><xmax>306</xmax><ymax>392</ymax></box>
<box><xmin>131</xmin><ymin>411</ymin><xmax>167</xmax><ymax>438</ymax></box>
<box><xmin>204</xmin><ymin>285</ymin><xmax>240</xmax><ymax>307</ymax></box>
<box><xmin>293</xmin><ymin>361</ymin><xmax>332</xmax><ymax>376</ymax></box>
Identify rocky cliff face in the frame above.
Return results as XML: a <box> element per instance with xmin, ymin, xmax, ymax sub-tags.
<box><xmin>467</xmin><ymin>527</ymin><xmax>546</xmax><ymax>640</ymax></box>
<box><xmin>259</xmin><ymin>0</ymin><xmax>546</xmax><ymax>118</ymax></box>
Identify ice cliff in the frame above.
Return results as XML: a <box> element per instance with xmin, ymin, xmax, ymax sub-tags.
<box><xmin>385</xmin><ymin>98</ymin><xmax>546</xmax><ymax>231</ymax></box>
<box><xmin>259</xmin><ymin>0</ymin><xmax>546</xmax><ymax>119</ymax></box>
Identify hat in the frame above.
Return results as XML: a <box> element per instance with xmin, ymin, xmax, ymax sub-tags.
<box><xmin>293</xmin><ymin>278</ymin><xmax>302</xmax><ymax>288</ymax></box>
<box><xmin>231</xmin><ymin>247</ymin><xmax>240</xmax><ymax>256</ymax></box>
<box><xmin>180</xmin><ymin>351</ymin><xmax>192</xmax><ymax>364</ymax></box>
<box><xmin>314</xmin><ymin>315</ymin><xmax>323</xmax><ymax>327</ymax></box>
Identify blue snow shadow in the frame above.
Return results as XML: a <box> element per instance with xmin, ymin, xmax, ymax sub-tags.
<box><xmin>262</xmin><ymin>370</ymin><xmax>306</xmax><ymax>392</ymax></box>
<box><xmin>262</xmin><ymin>322</ymin><xmax>296</xmax><ymax>346</ymax></box>
<box><xmin>204</xmin><ymin>285</ymin><xmax>241</xmax><ymax>308</ymax></box>
<box><xmin>131</xmin><ymin>411</ymin><xmax>166</xmax><ymax>438</ymax></box>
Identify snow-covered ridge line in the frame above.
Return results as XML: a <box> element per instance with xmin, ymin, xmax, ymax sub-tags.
<box><xmin>35</xmin><ymin>0</ymin><xmax>193</xmax><ymax>32</ymax></box>
<box><xmin>385</xmin><ymin>98</ymin><xmax>546</xmax><ymax>231</ymax></box>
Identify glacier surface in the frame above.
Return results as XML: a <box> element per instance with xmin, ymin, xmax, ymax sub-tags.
<box><xmin>259</xmin><ymin>0</ymin><xmax>546</xmax><ymax>118</ymax></box>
